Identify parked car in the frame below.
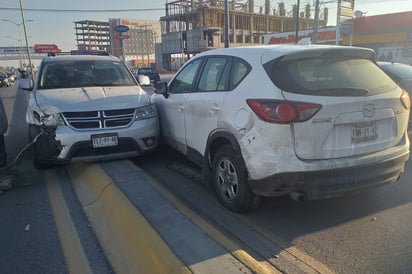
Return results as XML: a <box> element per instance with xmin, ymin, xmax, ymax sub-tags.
<box><xmin>377</xmin><ymin>61</ymin><xmax>412</xmax><ymax>93</ymax></box>
<box><xmin>378</xmin><ymin>61</ymin><xmax>412</xmax><ymax>127</ymax></box>
<box><xmin>6</xmin><ymin>71</ymin><xmax>16</xmax><ymax>83</ymax></box>
<box><xmin>134</xmin><ymin>67</ymin><xmax>160</xmax><ymax>83</ymax></box>
<box><xmin>0</xmin><ymin>72</ymin><xmax>11</xmax><ymax>87</ymax></box>
<box><xmin>153</xmin><ymin>45</ymin><xmax>410</xmax><ymax>212</ymax></box>
<box><xmin>19</xmin><ymin>51</ymin><xmax>159</xmax><ymax>169</ymax></box>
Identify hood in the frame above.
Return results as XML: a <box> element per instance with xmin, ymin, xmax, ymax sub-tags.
<box><xmin>34</xmin><ymin>86</ymin><xmax>150</xmax><ymax>112</ymax></box>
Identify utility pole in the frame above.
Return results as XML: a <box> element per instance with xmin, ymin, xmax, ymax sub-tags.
<box><xmin>312</xmin><ymin>0</ymin><xmax>320</xmax><ymax>44</ymax></box>
<box><xmin>295</xmin><ymin>0</ymin><xmax>300</xmax><ymax>44</ymax></box>
<box><xmin>336</xmin><ymin>0</ymin><xmax>341</xmax><ymax>45</ymax></box>
<box><xmin>224</xmin><ymin>0</ymin><xmax>229</xmax><ymax>48</ymax></box>
<box><xmin>19</xmin><ymin>0</ymin><xmax>33</xmax><ymax>78</ymax></box>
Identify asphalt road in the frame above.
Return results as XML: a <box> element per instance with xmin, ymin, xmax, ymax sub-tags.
<box><xmin>1</xmin><ymin>79</ymin><xmax>412</xmax><ymax>273</ymax></box>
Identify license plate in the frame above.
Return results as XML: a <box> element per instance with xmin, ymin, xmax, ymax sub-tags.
<box><xmin>92</xmin><ymin>133</ymin><xmax>118</xmax><ymax>148</ymax></box>
<box><xmin>351</xmin><ymin>122</ymin><xmax>377</xmax><ymax>143</ymax></box>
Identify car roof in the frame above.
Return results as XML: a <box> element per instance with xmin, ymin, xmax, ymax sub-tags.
<box><xmin>42</xmin><ymin>54</ymin><xmax>120</xmax><ymax>63</ymax></box>
<box><xmin>196</xmin><ymin>44</ymin><xmax>375</xmax><ymax>63</ymax></box>
<box><xmin>377</xmin><ymin>61</ymin><xmax>412</xmax><ymax>67</ymax></box>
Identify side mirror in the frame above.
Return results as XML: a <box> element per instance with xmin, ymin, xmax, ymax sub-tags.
<box><xmin>18</xmin><ymin>78</ymin><xmax>34</xmax><ymax>91</ymax></box>
<box><xmin>154</xmin><ymin>81</ymin><xmax>169</xmax><ymax>98</ymax></box>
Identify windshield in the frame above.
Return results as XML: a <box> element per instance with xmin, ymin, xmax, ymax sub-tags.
<box><xmin>265</xmin><ymin>56</ymin><xmax>398</xmax><ymax>96</ymax></box>
<box><xmin>38</xmin><ymin>60</ymin><xmax>137</xmax><ymax>89</ymax></box>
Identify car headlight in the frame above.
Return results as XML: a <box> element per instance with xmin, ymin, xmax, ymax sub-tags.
<box><xmin>42</xmin><ymin>113</ymin><xmax>64</xmax><ymax>127</ymax></box>
<box><xmin>135</xmin><ymin>105</ymin><xmax>157</xmax><ymax>121</ymax></box>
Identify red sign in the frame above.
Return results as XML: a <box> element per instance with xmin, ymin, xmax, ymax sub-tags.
<box><xmin>116</xmin><ymin>35</ymin><xmax>130</xmax><ymax>40</ymax></box>
<box><xmin>33</xmin><ymin>44</ymin><xmax>62</xmax><ymax>53</ymax></box>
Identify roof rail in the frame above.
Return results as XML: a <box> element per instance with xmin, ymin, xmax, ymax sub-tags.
<box><xmin>47</xmin><ymin>50</ymin><xmax>110</xmax><ymax>57</ymax></box>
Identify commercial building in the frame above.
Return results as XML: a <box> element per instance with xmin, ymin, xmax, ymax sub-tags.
<box><xmin>342</xmin><ymin>11</ymin><xmax>412</xmax><ymax>64</ymax></box>
<box><xmin>108</xmin><ymin>18</ymin><xmax>161</xmax><ymax>68</ymax></box>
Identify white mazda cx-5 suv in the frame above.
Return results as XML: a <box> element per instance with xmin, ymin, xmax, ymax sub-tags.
<box><xmin>153</xmin><ymin>45</ymin><xmax>410</xmax><ymax>212</ymax></box>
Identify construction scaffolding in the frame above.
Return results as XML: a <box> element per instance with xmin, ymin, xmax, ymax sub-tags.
<box><xmin>74</xmin><ymin>20</ymin><xmax>111</xmax><ymax>52</ymax></box>
<box><xmin>158</xmin><ymin>0</ymin><xmax>328</xmax><ymax>71</ymax></box>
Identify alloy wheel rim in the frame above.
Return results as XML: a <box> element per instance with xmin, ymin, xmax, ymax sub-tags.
<box><xmin>217</xmin><ymin>158</ymin><xmax>238</xmax><ymax>200</ymax></box>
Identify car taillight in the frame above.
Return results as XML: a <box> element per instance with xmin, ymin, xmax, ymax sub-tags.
<box><xmin>400</xmin><ymin>90</ymin><xmax>410</xmax><ymax>110</ymax></box>
<box><xmin>246</xmin><ymin>99</ymin><xmax>322</xmax><ymax>123</ymax></box>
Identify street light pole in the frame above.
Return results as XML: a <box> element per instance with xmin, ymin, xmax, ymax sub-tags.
<box><xmin>5</xmin><ymin>36</ymin><xmax>23</xmax><ymax>68</ymax></box>
<box><xmin>2</xmin><ymin>18</ymin><xmax>33</xmax><ymax>69</ymax></box>
<box><xmin>18</xmin><ymin>0</ymin><xmax>34</xmax><ymax>78</ymax></box>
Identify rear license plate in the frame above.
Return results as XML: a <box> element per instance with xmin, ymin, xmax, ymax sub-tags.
<box><xmin>351</xmin><ymin>122</ymin><xmax>377</xmax><ymax>143</ymax></box>
<box><xmin>92</xmin><ymin>133</ymin><xmax>118</xmax><ymax>148</ymax></box>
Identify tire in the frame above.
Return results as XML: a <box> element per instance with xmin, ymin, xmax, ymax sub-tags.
<box><xmin>28</xmin><ymin>124</ymin><xmax>53</xmax><ymax>169</ymax></box>
<box><xmin>212</xmin><ymin>145</ymin><xmax>261</xmax><ymax>213</ymax></box>
<box><xmin>0</xmin><ymin>134</ymin><xmax>7</xmax><ymax>167</ymax></box>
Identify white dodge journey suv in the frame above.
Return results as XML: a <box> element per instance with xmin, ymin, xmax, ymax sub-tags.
<box><xmin>20</xmin><ymin>51</ymin><xmax>159</xmax><ymax>168</ymax></box>
<box><xmin>153</xmin><ymin>45</ymin><xmax>410</xmax><ymax>212</ymax></box>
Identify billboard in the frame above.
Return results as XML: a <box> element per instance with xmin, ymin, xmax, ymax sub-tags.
<box><xmin>264</xmin><ymin>27</ymin><xmax>338</xmax><ymax>45</ymax></box>
<box><xmin>33</xmin><ymin>44</ymin><xmax>62</xmax><ymax>53</ymax></box>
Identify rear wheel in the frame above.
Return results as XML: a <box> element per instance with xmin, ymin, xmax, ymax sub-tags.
<box><xmin>212</xmin><ymin>145</ymin><xmax>261</xmax><ymax>213</ymax></box>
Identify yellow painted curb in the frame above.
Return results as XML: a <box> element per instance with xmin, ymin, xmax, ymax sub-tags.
<box><xmin>67</xmin><ymin>163</ymin><xmax>191</xmax><ymax>274</ymax></box>
<box><xmin>124</xmin><ymin>161</ymin><xmax>281</xmax><ymax>274</ymax></box>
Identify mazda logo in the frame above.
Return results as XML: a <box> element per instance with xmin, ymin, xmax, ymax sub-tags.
<box><xmin>362</xmin><ymin>104</ymin><xmax>376</xmax><ymax>117</ymax></box>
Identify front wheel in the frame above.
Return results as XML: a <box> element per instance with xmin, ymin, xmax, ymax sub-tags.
<box><xmin>28</xmin><ymin>124</ymin><xmax>53</xmax><ymax>169</ymax></box>
<box><xmin>212</xmin><ymin>145</ymin><xmax>261</xmax><ymax>213</ymax></box>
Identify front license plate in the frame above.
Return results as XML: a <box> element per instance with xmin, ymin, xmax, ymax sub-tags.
<box><xmin>92</xmin><ymin>133</ymin><xmax>118</xmax><ymax>148</ymax></box>
<box><xmin>351</xmin><ymin>122</ymin><xmax>377</xmax><ymax>143</ymax></box>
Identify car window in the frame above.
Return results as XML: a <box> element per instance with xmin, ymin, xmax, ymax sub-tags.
<box><xmin>380</xmin><ymin>63</ymin><xmax>412</xmax><ymax>80</ymax></box>
<box><xmin>265</xmin><ymin>56</ymin><xmax>398</xmax><ymax>96</ymax></box>
<box><xmin>230</xmin><ymin>57</ymin><xmax>250</xmax><ymax>88</ymax></box>
<box><xmin>38</xmin><ymin>60</ymin><xmax>136</xmax><ymax>89</ymax></box>
<box><xmin>197</xmin><ymin>57</ymin><xmax>229</xmax><ymax>91</ymax></box>
<box><xmin>169</xmin><ymin>58</ymin><xmax>202</xmax><ymax>94</ymax></box>
<box><xmin>138</xmin><ymin>68</ymin><xmax>152</xmax><ymax>74</ymax></box>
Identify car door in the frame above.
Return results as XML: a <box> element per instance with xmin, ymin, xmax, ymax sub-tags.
<box><xmin>184</xmin><ymin>56</ymin><xmax>231</xmax><ymax>158</ymax></box>
<box><xmin>158</xmin><ymin>58</ymin><xmax>202</xmax><ymax>154</ymax></box>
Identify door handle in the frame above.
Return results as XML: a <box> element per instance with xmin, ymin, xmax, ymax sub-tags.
<box><xmin>177</xmin><ymin>104</ymin><xmax>185</xmax><ymax>111</ymax></box>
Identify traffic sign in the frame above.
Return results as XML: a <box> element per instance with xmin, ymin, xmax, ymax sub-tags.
<box><xmin>114</xmin><ymin>25</ymin><xmax>129</xmax><ymax>33</ymax></box>
<box><xmin>116</xmin><ymin>35</ymin><xmax>130</xmax><ymax>40</ymax></box>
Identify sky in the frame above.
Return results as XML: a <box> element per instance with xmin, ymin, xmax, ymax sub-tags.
<box><xmin>0</xmin><ymin>0</ymin><xmax>411</xmax><ymax>62</ymax></box>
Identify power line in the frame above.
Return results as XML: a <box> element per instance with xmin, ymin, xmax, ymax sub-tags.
<box><xmin>0</xmin><ymin>7</ymin><xmax>164</xmax><ymax>13</ymax></box>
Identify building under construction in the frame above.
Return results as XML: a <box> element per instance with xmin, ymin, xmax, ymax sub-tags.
<box><xmin>74</xmin><ymin>20</ymin><xmax>111</xmax><ymax>52</ymax></box>
<box><xmin>158</xmin><ymin>0</ymin><xmax>328</xmax><ymax>71</ymax></box>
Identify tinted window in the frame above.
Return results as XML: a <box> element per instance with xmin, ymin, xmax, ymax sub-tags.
<box><xmin>169</xmin><ymin>58</ymin><xmax>202</xmax><ymax>93</ymax></box>
<box><xmin>380</xmin><ymin>63</ymin><xmax>412</xmax><ymax>80</ymax></box>
<box><xmin>230</xmin><ymin>58</ymin><xmax>250</xmax><ymax>88</ymax></box>
<box><xmin>265</xmin><ymin>56</ymin><xmax>397</xmax><ymax>96</ymax></box>
<box><xmin>38</xmin><ymin>60</ymin><xmax>136</xmax><ymax>89</ymax></box>
<box><xmin>197</xmin><ymin>57</ymin><xmax>229</xmax><ymax>91</ymax></box>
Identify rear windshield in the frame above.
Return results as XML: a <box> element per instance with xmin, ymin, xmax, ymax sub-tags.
<box><xmin>38</xmin><ymin>60</ymin><xmax>137</xmax><ymax>89</ymax></box>
<box><xmin>264</xmin><ymin>56</ymin><xmax>398</xmax><ymax>96</ymax></box>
